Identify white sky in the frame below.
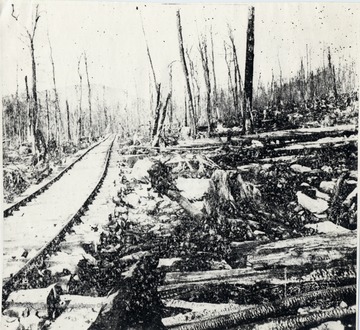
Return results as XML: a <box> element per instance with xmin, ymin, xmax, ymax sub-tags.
<box><xmin>1</xmin><ymin>1</ymin><xmax>359</xmax><ymax>104</ymax></box>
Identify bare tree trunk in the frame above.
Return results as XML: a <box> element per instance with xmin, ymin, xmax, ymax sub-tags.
<box><xmin>184</xmin><ymin>95</ymin><xmax>188</xmax><ymax>127</ymax></box>
<box><xmin>77</xmin><ymin>55</ymin><xmax>83</xmax><ymax>142</ymax></box>
<box><xmin>168</xmin><ymin>65</ymin><xmax>174</xmax><ymax>128</ymax></box>
<box><xmin>45</xmin><ymin>90</ymin><xmax>50</xmax><ymax>144</ymax></box>
<box><xmin>16</xmin><ymin>65</ymin><xmax>21</xmax><ymax>144</ymax></box>
<box><xmin>24</xmin><ymin>75</ymin><xmax>33</xmax><ymax>148</ymax></box>
<box><xmin>176</xmin><ymin>10</ymin><xmax>197</xmax><ymax>138</ymax></box>
<box><xmin>11</xmin><ymin>5</ymin><xmax>41</xmax><ymax>151</ymax></box>
<box><xmin>210</xmin><ymin>28</ymin><xmax>218</xmax><ymax>120</ymax></box>
<box><xmin>151</xmin><ymin>84</ymin><xmax>162</xmax><ymax>138</ymax></box>
<box><xmin>186</xmin><ymin>49</ymin><xmax>200</xmax><ymax>127</ymax></box>
<box><xmin>242</xmin><ymin>6</ymin><xmax>255</xmax><ymax>134</ymax></box>
<box><xmin>199</xmin><ymin>37</ymin><xmax>212</xmax><ymax>136</ymax></box>
<box><xmin>140</xmin><ymin>18</ymin><xmax>162</xmax><ymax>140</ymax></box>
<box><xmin>30</xmin><ymin>40</ymin><xmax>38</xmax><ymax>153</ymax></box>
<box><xmin>66</xmin><ymin>100</ymin><xmax>71</xmax><ymax>141</ymax></box>
<box><xmin>327</xmin><ymin>47</ymin><xmax>338</xmax><ymax>99</ymax></box>
<box><xmin>229</xmin><ymin>32</ymin><xmax>243</xmax><ymax>124</ymax></box>
<box><xmin>152</xmin><ymin>93</ymin><xmax>172</xmax><ymax>147</ymax></box>
<box><xmin>48</xmin><ymin>33</ymin><xmax>62</xmax><ymax>151</ymax></box>
<box><xmin>224</xmin><ymin>43</ymin><xmax>236</xmax><ymax>118</ymax></box>
<box><xmin>84</xmin><ymin>52</ymin><xmax>93</xmax><ymax>139</ymax></box>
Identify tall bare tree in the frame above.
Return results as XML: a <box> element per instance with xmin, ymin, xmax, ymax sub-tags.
<box><xmin>77</xmin><ymin>54</ymin><xmax>83</xmax><ymax>142</ymax></box>
<box><xmin>229</xmin><ymin>30</ymin><xmax>243</xmax><ymax>124</ymax></box>
<box><xmin>84</xmin><ymin>52</ymin><xmax>93</xmax><ymax>138</ymax></box>
<box><xmin>210</xmin><ymin>28</ymin><xmax>219</xmax><ymax>119</ymax></box>
<box><xmin>66</xmin><ymin>100</ymin><xmax>72</xmax><ymax>141</ymax></box>
<box><xmin>176</xmin><ymin>10</ymin><xmax>197</xmax><ymax>137</ymax></box>
<box><xmin>242</xmin><ymin>6</ymin><xmax>255</xmax><ymax>134</ymax></box>
<box><xmin>327</xmin><ymin>47</ymin><xmax>338</xmax><ymax>99</ymax></box>
<box><xmin>224</xmin><ymin>42</ymin><xmax>236</xmax><ymax>117</ymax></box>
<box><xmin>199</xmin><ymin>36</ymin><xmax>212</xmax><ymax>136</ymax></box>
<box><xmin>12</xmin><ymin>5</ymin><xmax>42</xmax><ymax>155</ymax></box>
<box><xmin>45</xmin><ymin>90</ymin><xmax>50</xmax><ymax>144</ymax></box>
<box><xmin>48</xmin><ymin>32</ymin><xmax>63</xmax><ymax>150</ymax></box>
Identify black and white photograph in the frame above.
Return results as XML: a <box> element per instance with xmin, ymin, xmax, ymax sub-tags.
<box><xmin>1</xmin><ymin>1</ymin><xmax>359</xmax><ymax>329</ymax></box>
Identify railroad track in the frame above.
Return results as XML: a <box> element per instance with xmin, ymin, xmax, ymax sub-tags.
<box><xmin>2</xmin><ymin>136</ymin><xmax>115</xmax><ymax>303</ymax></box>
<box><xmin>3</xmin><ymin>138</ymin><xmax>106</xmax><ymax>218</ymax></box>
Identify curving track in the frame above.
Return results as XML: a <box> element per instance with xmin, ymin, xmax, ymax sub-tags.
<box><xmin>2</xmin><ymin>136</ymin><xmax>115</xmax><ymax>300</ymax></box>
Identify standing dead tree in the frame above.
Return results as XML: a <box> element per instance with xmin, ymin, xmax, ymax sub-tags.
<box><xmin>66</xmin><ymin>100</ymin><xmax>71</xmax><ymax>141</ymax></box>
<box><xmin>77</xmin><ymin>54</ymin><xmax>83</xmax><ymax>142</ymax></box>
<box><xmin>198</xmin><ymin>36</ymin><xmax>212</xmax><ymax>136</ymax></box>
<box><xmin>151</xmin><ymin>93</ymin><xmax>172</xmax><ymax>148</ymax></box>
<box><xmin>139</xmin><ymin>12</ymin><xmax>171</xmax><ymax>147</ymax></box>
<box><xmin>229</xmin><ymin>30</ymin><xmax>243</xmax><ymax>125</ymax></box>
<box><xmin>48</xmin><ymin>32</ymin><xmax>63</xmax><ymax>150</ymax></box>
<box><xmin>12</xmin><ymin>5</ymin><xmax>43</xmax><ymax>158</ymax></box>
<box><xmin>224</xmin><ymin>42</ymin><xmax>236</xmax><ymax>119</ymax></box>
<box><xmin>84</xmin><ymin>52</ymin><xmax>93</xmax><ymax>139</ymax></box>
<box><xmin>185</xmin><ymin>49</ymin><xmax>200</xmax><ymax>127</ymax></box>
<box><xmin>327</xmin><ymin>47</ymin><xmax>338</xmax><ymax>99</ymax></box>
<box><xmin>15</xmin><ymin>65</ymin><xmax>22</xmax><ymax>144</ymax></box>
<box><xmin>242</xmin><ymin>6</ymin><xmax>255</xmax><ymax>134</ymax></box>
<box><xmin>210</xmin><ymin>28</ymin><xmax>219</xmax><ymax>120</ymax></box>
<box><xmin>140</xmin><ymin>13</ymin><xmax>162</xmax><ymax>140</ymax></box>
<box><xmin>176</xmin><ymin>10</ymin><xmax>197</xmax><ymax>138</ymax></box>
<box><xmin>45</xmin><ymin>90</ymin><xmax>50</xmax><ymax>144</ymax></box>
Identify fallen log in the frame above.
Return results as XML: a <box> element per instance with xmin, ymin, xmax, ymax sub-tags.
<box><xmin>159</xmin><ymin>264</ymin><xmax>356</xmax><ymax>301</ymax></box>
<box><xmin>229</xmin><ymin>124</ymin><xmax>357</xmax><ymax>144</ymax></box>
<box><xmin>247</xmin><ymin>231</ymin><xmax>357</xmax><ymax>269</ymax></box>
<box><xmin>239</xmin><ymin>305</ymin><xmax>356</xmax><ymax>330</ymax></box>
<box><xmin>167</xmin><ymin>285</ymin><xmax>356</xmax><ymax>330</ymax></box>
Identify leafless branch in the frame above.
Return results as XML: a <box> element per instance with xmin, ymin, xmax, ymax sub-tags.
<box><xmin>11</xmin><ymin>4</ymin><xmax>18</xmax><ymax>21</ymax></box>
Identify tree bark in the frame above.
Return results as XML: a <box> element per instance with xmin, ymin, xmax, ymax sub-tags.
<box><xmin>167</xmin><ymin>285</ymin><xmax>356</xmax><ymax>330</ymax></box>
<box><xmin>48</xmin><ymin>33</ymin><xmax>62</xmax><ymax>150</ymax></box>
<box><xmin>77</xmin><ymin>55</ymin><xmax>83</xmax><ymax>142</ymax></box>
<box><xmin>66</xmin><ymin>100</ymin><xmax>72</xmax><ymax>141</ymax></box>
<box><xmin>176</xmin><ymin>10</ymin><xmax>197</xmax><ymax>138</ymax></box>
<box><xmin>242</xmin><ymin>6</ymin><xmax>255</xmax><ymax>134</ymax></box>
<box><xmin>199</xmin><ymin>37</ymin><xmax>212</xmax><ymax>136</ymax></box>
<box><xmin>84</xmin><ymin>52</ymin><xmax>93</xmax><ymax>138</ymax></box>
<box><xmin>24</xmin><ymin>75</ymin><xmax>33</xmax><ymax>149</ymax></box>
<box><xmin>229</xmin><ymin>32</ymin><xmax>243</xmax><ymax>124</ymax></box>
<box><xmin>152</xmin><ymin>92</ymin><xmax>171</xmax><ymax>147</ymax></box>
<box><xmin>210</xmin><ymin>28</ymin><xmax>218</xmax><ymax>119</ymax></box>
<box><xmin>45</xmin><ymin>90</ymin><xmax>50</xmax><ymax>144</ymax></box>
<box><xmin>224</xmin><ymin>43</ymin><xmax>236</xmax><ymax>117</ymax></box>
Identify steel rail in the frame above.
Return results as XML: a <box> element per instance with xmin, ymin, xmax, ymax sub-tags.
<box><xmin>2</xmin><ymin>136</ymin><xmax>115</xmax><ymax>304</ymax></box>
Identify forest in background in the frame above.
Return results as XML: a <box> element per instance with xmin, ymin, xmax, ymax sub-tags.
<box><xmin>2</xmin><ymin>4</ymin><xmax>359</xmax><ymax>202</ymax></box>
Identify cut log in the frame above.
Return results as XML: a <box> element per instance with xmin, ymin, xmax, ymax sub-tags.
<box><xmin>159</xmin><ymin>264</ymin><xmax>356</xmax><ymax>300</ymax></box>
<box><xmin>241</xmin><ymin>305</ymin><xmax>356</xmax><ymax>330</ymax></box>
<box><xmin>166</xmin><ymin>285</ymin><xmax>356</xmax><ymax>330</ymax></box>
<box><xmin>162</xmin><ymin>300</ymin><xmax>251</xmax><ymax>328</ymax></box>
<box><xmin>247</xmin><ymin>231</ymin><xmax>356</xmax><ymax>269</ymax></box>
